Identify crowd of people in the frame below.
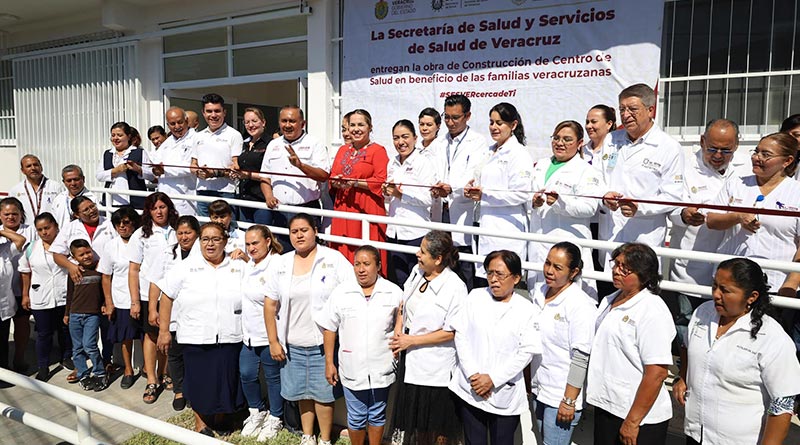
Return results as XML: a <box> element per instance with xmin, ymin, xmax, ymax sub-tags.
<box><xmin>2</xmin><ymin>83</ymin><xmax>800</xmax><ymax>445</ymax></box>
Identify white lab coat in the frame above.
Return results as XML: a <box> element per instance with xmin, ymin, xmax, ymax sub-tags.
<box><xmin>386</xmin><ymin>149</ymin><xmax>436</xmax><ymax>240</ymax></box>
<box><xmin>8</xmin><ymin>177</ymin><xmax>63</xmax><ymax>220</ymax></box>
<box><xmin>594</xmin><ymin>125</ymin><xmax>685</xmax><ymax>262</ymax></box>
<box><xmin>475</xmin><ymin>137</ymin><xmax>533</xmax><ymax>277</ymax></box>
<box><xmin>18</xmin><ymin>239</ymin><xmax>68</xmax><ymax>310</ymax></box>
<box><xmin>0</xmin><ymin>239</ymin><xmax>20</xmax><ymax>321</ymax></box>
<box><xmin>440</xmin><ymin>127</ymin><xmax>489</xmax><ymax>247</ymax></box>
<box><xmin>449</xmin><ymin>287</ymin><xmax>541</xmax><ymax>416</ymax></box>
<box><xmin>316</xmin><ymin>276</ymin><xmax>402</xmax><ymax>391</ymax></box>
<box><xmin>528</xmin><ymin>154</ymin><xmax>604</xmax><ymax>292</ymax></box>
<box><xmin>684</xmin><ymin>301</ymin><xmax>800</xmax><ymax>445</ymax></box>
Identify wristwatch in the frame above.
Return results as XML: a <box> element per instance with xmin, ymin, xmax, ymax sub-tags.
<box><xmin>562</xmin><ymin>397</ymin><xmax>577</xmax><ymax>407</ymax></box>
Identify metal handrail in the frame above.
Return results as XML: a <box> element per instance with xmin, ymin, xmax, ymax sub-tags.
<box><xmin>0</xmin><ymin>368</ymin><xmax>229</xmax><ymax>445</ymax></box>
<box><xmin>89</xmin><ymin>187</ymin><xmax>800</xmax><ymax>309</ymax></box>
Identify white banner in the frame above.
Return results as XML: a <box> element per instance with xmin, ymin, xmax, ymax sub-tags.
<box><xmin>342</xmin><ymin>0</ymin><xmax>665</xmax><ymax>155</ymax></box>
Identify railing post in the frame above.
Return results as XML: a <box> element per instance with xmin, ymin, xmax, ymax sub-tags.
<box><xmin>76</xmin><ymin>406</ymin><xmax>92</xmax><ymax>442</ymax></box>
<box><xmin>361</xmin><ymin>219</ymin><xmax>370</xmax><ymax>243</ymax></box>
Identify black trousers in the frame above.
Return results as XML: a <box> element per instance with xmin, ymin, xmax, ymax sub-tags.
<box><xmin>593</xmin><ymin>406</ymin><xmax>669</xmax><ymax>445</ymax></box>
<box><xmin>168</xmin><ymin>331</ymin><xmax>185</xmax><ymax>394</ymax></box>
<box><xmin>31</xmin><ymin>306</ymin><xmax>72</xmax><ymax>368</ymax></box>
<box><xmin>459</xmin><ymin>399</ymin><xmax>519</xmax><ymax>445</ymax></box>
<box><xmin>0</xmin><ymin>318</ymin><xmax>10</xmax><ymax>369</ymax></box>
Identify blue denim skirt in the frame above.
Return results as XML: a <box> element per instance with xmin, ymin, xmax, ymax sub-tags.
<box><xmin>280</xmin><ymin>344</ymin><xmax>341</xmax><ymax>403</ymax></box>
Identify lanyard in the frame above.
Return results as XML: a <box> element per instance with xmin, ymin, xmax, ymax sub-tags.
<box><xmin>23</xmin><ymin>177</ymin><xmax>47</xmax><ymax>217</ymax></box>
<box><xmin>445</xmin><ymin>127</ymin><xmax>469</xmax><ymax>172</ymax></box>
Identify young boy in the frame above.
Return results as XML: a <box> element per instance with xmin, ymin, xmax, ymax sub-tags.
<box><xmin>63</xmin><ymin>239</ymin><xmax>112</xmax><ymax>391</ymax></box>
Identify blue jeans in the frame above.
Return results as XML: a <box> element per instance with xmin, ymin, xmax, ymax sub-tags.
<box><xmin>239</xmin><ymin>344</ymin><xmax>284</xmax><ymax>417</ymax></box>
<box><xmin>69</xmin><ymin>313</ymin><xmax>104</xmax><ymax>379</ymax></box>
<box><xmin>197</xmin><ymin>191</ymin><xmax>236</xmax><ymax>217</ymax></box>
<box><xmin>533</xmin><ymin>397</ymin><xmax>582</xmax><ymax>445</ymax></box>
<box><xmin>239</xmin><ymin>205</ymin><xmax>275</xmax><ymax>225</ymax></box>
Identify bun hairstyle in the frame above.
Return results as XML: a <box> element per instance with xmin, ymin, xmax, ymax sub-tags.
<box><xmin>490</xmin><ymin>102</ymin><xmax>526</xmax><ymax>145</ymax></box>
<box><xmin>423</xmin><ymin>230</ymin><xmax>459</xmax><ymax>271</ymax></box>
<box><xmin>716</xmin><ymin>258</ymin><xmax>773</xmax><ymax>339</ymax></box>
<box><xmin>590</xmin><ymin>104</ymin><xmax>617</xmax><ymax>128</ymax></box>
<box><xmin>551</xmin><ymin>241</ymin><xmax>583</xmax><ymax>281</ymax></box>
<box><xmin>610</xmin><ymin>243</ymin><xmax>662</xmax><ymax>294</ymax></box>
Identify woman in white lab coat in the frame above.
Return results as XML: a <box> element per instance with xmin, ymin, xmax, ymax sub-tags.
<box><xmin>464</xmin><ymin>103</ymin><xmax>533</xmax><ymax>284</ymax></box>
<box><xmin>529</xmin><ymin>120</ymin><xmax>604</xmax><ymax>297</ymax></box>
<box><xmin>673</xmin><ymin>258</ymin><xmax>800</xmax><ymax>445</ymax></box>
<box><xmin>449</xmin><ymin>250</ymin><xmax>540</xmax><ymax>445</ymax></box>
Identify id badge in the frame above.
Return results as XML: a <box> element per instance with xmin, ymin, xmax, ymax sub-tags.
<box><xmin>608</xmin><ymin>152</ymin><xmax>618</xmax><ymax>169</ymax></box>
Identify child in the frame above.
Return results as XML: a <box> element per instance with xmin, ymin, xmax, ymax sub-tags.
<box><xmin>208</xmin><ymin>199</ymin><xmax>246</xmax><ymax>255</ymax></box>
<box><xmin>64</xmin><ymin>239</ymin><xmax>112</xmax><ymax>391</ymax></box>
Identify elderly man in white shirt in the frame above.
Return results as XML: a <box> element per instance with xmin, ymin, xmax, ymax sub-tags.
<box><xmin>51</xmin><ymin>165</ymin><xmax>97</xmax><ymax>229</ymax></box>
<box><xmin>152</xmin><ymin>107</ymin><xmax>199</xmax><ymax>216</ymax></box>
<box><xmin>667</xmin><ymin>119</ymin><xmax>740</xmax><ymax>343</ymax></box>
<box><xmin>190</xmin><ymin>93</ymin><xmax>243</xmax><ymax>216</ymax></box>
<box><xmin>9</xmin><ymin>154</ymin><xmax>64</xmax><ymax>220</ymax></box>
<box><xmin>595</xmin><ymin>84</ymin><xmax>685</xmax><ymax>266</ymax></box>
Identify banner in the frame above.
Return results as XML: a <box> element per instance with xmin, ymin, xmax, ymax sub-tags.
<box><xmin>341</xmin><ymin>0</ymin><xmax>665</xmax><ymax>155</ymax></box>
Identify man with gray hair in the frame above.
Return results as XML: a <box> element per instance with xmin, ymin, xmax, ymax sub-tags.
<box><xmin>51</xmin><ymin>165</ymin><xmax>98</xmax><ymax>228</ymax></box>
<box><xmin>594</xmin><ymin>83</ymin><xmax>685</xmax><ymax>262</ymax></box>
<box><xmin>151</xmin><ymin>106</ymin><xmax>199</xmax><ymax>215</ymax></box>
<box><xmin>9</xmin><ymin>154</ymin><xmax>63</xmax><ymax>219</ymax></box>
<box><xmin>667</xmin><ymin>119</ymin><xmax>741</xmax><ymax>341</ymax></box>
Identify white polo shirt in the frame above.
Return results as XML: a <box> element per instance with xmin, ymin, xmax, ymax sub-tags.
<box><xmin>146</xmin><ymin>241</ymin><xmax>199</xmax><ymax>332</ymax></box>
<box><xmin>594</xmin><ymin>125</ymin><xmax>685</xmax><ymax>261</ymax></box>
<box><xmin>18</xmin><ymin>239</ymin><xmax>67</xmax><ymax>310</ymax></box>
<box><xmin>316</xmin><ymin>276</ymin><xmax>403</xmax><ymax>391</ymax></box>
<box><xmin>449</xmin><ymin>287</ymin><xmax>541</xmax><ymax>416</ymax></box>
<box><xmin>668</xmin><ymin>149</ymin><xmax>735</xmax><ymax>288</ymax></box>
<box><xmin>158</xmin><ymin>254</ymin><xmax>247</xmax><ymax>344</ymax></box>
<box><xmin>96</xmin><ymin>236</ymin><xmax>133</xmax><ymax>309</ymax></box>
<box><xmin>51</xmin><ymin>188</ymin><xmax>98</xmax><ymax>230</ymax></box>
<box><xmin>261</xmin><ymin>132</ymin><xmax>330</xmax><ymax>205</ymax></box>
<box><xmin>712</xmin><ymin>175</ymin><xmax>800</xmax><ymax>289</ymax></box>
<box><xmin>684</xmin><ymin>301</ymin><xmax>800</xmax><ymax>445</ymax></box>
<box><xmin>49</xmin><ymin>218</ymin><xmax>116</xmax><ymax>264</ymax></box>
<box><xmin>386</xmin><ymin>149</ymin><xmax>436</xmax><ymax>240</ymax></box>
<box><xmin>192</xmin><ymin>123</ymin><xmax>243</xmax><ymax>193</ymax></box>
<box><xmin>126</xmin><ymin>225</ymin><xmax>177</xmax><ymax>301</ymax></box>
<box><xmin>586</xmin><ymin>288</ymin><xmax>676</xmax><ymax>424</ymax></box>
<box><xmin>8</xmin><ymin>177</ymin><xmax>63</xmax><ymax>219</ymax></box>
<box><xmin>153</xmin><ymin>129</ymin><xmax>200</xmax><ymax>215</ymax></box>
<box><xmin>241</xmin><ymin>254</ymin><xmax>277</xmax><ymax>347</ymax></box>
<box><xmin>530</xmin><ymin>282</ymin><xmax>597</xmax><ymax>410</ymax></box>
<box><xmin>263</xmin><ymin>245</ymin><xmax>355</xmax><ymax>349</ymax></box>
<box><xmin>401</xmin><ymin>265</ymin><xmax>467</xmax><ymax>387</ymax></box>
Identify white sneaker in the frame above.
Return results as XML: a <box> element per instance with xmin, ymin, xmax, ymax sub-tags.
<box><xmin>318</xmin><ymin>440</ymin><xmax>332</xmax><ymax>445</ymax></box>
<box><xmin>241</xmin><ymin>410</ymin><xmax>267</xmax><ymax>437</ymax></box>
<box><xmin>256</xmin><ymin>414</ymin><xmax>283</xmax><ymax>440</ymax></box>
<box><xmin>300</xmin><ymin>434</ymin><xmax>316</xmax><ymax>445</ymax></box>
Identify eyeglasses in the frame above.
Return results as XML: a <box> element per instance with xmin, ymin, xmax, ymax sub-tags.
<box><xmin>618</xmin><ymin>106</ymin><xmax>643</xmax><ymax>115</ymax></box>
<box><xmin>750</xmin><ymin>149</ymin><xmax>784</xmax><ymax>161</ymax></box>
<box><xmin>609</xmin><ymin>260</ymin><xmax>633</xmax><ymax>277</ymax></box>
<box><xmin>200</xmin><ymin>236</ymin><xmax>225</xmax><ymax>244</ymax></box>
<box><xmin>706</xmin><ymin>147</ymin><xmax>734</xmax><ymax>156</ymax></box>
<box><xmin>117</xmin><ymin>219</ymin><xmax>134</xmax><ymax>226</ymax></box>
<box><xmin>78</xmin><ymin>205</ymin><xmax>97</xmax><ymax>215</ymax></box>
<box><xmin>486</xmin><ymin>270</ymin><xmax>513</xmax><ymax>280</ymax></box>
<box><xmin>443</xmin><ymin>114</ymin><xmax>465</xmax><ymax>121</ymax></box>
<box><xmin>551</xmin><ymin>136</ymin><xmax>576</xmax><ymax>144</ymax></box>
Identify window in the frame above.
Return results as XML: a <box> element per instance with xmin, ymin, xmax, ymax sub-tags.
<box><xmin>0</xmin><ymin>60</ymin><xmax>15</xmax><ymax>146</ymax></box>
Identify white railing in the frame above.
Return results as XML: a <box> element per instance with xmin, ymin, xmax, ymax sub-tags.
<box><xmin>92</xmin><ymin>187</ymin><xmax>800</xmax><ymax>310</ymax></box>
<box><xmin>0</xmin><ymin>368</ymin><xmax>230</xmax><ymax>445</ymax></box>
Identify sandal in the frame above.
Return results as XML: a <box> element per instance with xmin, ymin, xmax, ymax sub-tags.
<box><xmin>66</xmin><ymin>370</ymin><xmax>79</xmax><ymax>384</ymax></box>
<box><xmin>162</xmin><ymin>375</ymin><xmax>174</xmax><ymax>391</ymax></box>
<box><xmin>142</xmin><ymin>383</ymin><xmax>162</xmax><ymax>404</ymax></box>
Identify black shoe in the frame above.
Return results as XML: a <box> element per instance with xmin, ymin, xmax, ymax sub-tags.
<box><xmin>198</xmin><ymin>427</ymin><xmax>214</xmax><ymax>437</ymax></box>
<box><xmin>172</xmin><ymin>394</ymin><xmax>186</xmax><ymax>411</ymax></box>
<box><xmin>61</xmin><ymin>358</ymin><xmax>75</xmax><ymax>371</ymax></box>
<box><xmin>35</xmin><ymin>367</ymin><xmax>49</xmax><ymax>382</ymax></box>
<box><xmin>78</xmin><ymin>376</ymin><xmax>95</xmax><ymax>391</ymax></box>
<box><xmin>12</xmin><ymin>362</ymin><xmax>29</xmax><ymax>374</ymax></box>
<box><xmin>93</xmin><ymin>375</ymin><xmax>110</xmax><ymax>392</ymax></box>
<box><xmin>120</xmin><ymin>374</ymin><xmax>135</xmax><ymax>389</ymax></box>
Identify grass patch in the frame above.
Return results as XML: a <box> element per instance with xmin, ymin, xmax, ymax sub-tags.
<box><xmin>122</xmin><ymin>411</ymin><xmax>351</xmax><ymax>445</ymax></box>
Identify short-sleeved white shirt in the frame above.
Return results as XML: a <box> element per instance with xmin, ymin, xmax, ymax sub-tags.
<box><xmin>684</xmin><ymin>301</ymin><xmax>800</xmax><ymax>444</ymax></box>
<box><xmin>192</xmin><ymin>123</ymin><xmax>243</xmax><ymax>193</ymax></box>
<box><xmin>586</xmin><ymin>288</ymin><xmax>676</xmax><ymax>424</ymax></box>
<box><xmin>49</xmin><ymin>218</ymin><xmax>116</xmax><ymax>264</ymax></box>
<box><xmin>126</xmin><ymin>225</ymin><xmax>177</xmax><ymax>301</ymax></box>
<box><xmin>158</xmin><ymin>254</ymin><xmax>247</xmax><ymax>344</ymax></box>
<box><xmin>153</xmin><ymin>129</ymin><xmax>200</xmax><ymax>214</ymax></box>
<box><xmin>261</xmin><ymin>132</ymin><xmax>330</xmax><ymax>205</ymax></box>
<box><xmin>8</xmin><ymin>177</ymin><xmax>63</xmax><ymax>219</ymax></box>
<box><xmin>263</xmin><ymin>245</ymin><xmax>356</xmax><ymax>349</ymax></box>
<box><xmin>401</xmin><ymin>265</ymin><xmax>467</xmax><ymax>387</ymax></box>
<box><xmin>241</xmin><ymin>254</ymin><xmax>277</xmax><ymax>347</ymax></box>
<box><xmin>147</xmin><ymin>242</ymin><xmax>199</xmax><ymax>332</ymax></box>
<box><xmin>18</xmin><ymin>239</ymin><xmax>67</xmax><ymax>309</ymax></box>
<box><xmin>386</xmin><ymin>150</ymin><xmax>436</xmax><ymax>240</ymax></box>
<box><xmin>96</xmin><ymin>236</ymin><xmax>133</xmax><ymax>309</ymax></box>
<box><xmin>449</xmin><ymin>288</ymin><xmax>541</xmax><ymax>416</ymax></box>
<box><xmin>5</xmin><ymin>224</ymin><xmax>37</xmax><ymax>297</ymax></box>
<box><xmin>316</xmin><ymin>276</ymin><xmax>402</xmax><ymax>391</ymax></box>
<box><xmin>712</xmin><ymin>175</ymin><xmax>800</xmax><ymax>289</ymax></box>
<box><xmin>530</xmin><ymin>282</ymin><xmax>597</xmax><ymax>410</ymax></box>
<box><xmin>50</xmin><ymin>188</ymin><xmax>98</xmax><ymax>230</ymax></box>
<box><xmin>0</xmin><ymin>239</ymin><xmax>20</xmax><ymax>320</ymax></box>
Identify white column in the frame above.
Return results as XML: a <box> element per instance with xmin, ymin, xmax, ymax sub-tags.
<box><xmin>306</xmin><ymin>0</ymin><xmax>335</xmax><ymax>149</ymax></box>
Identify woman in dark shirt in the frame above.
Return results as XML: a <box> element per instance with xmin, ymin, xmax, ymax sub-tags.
<box><xmin>237</xmin><ymin>107</ymin><xmax>272</xmax><ymax>224</ymax></box>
